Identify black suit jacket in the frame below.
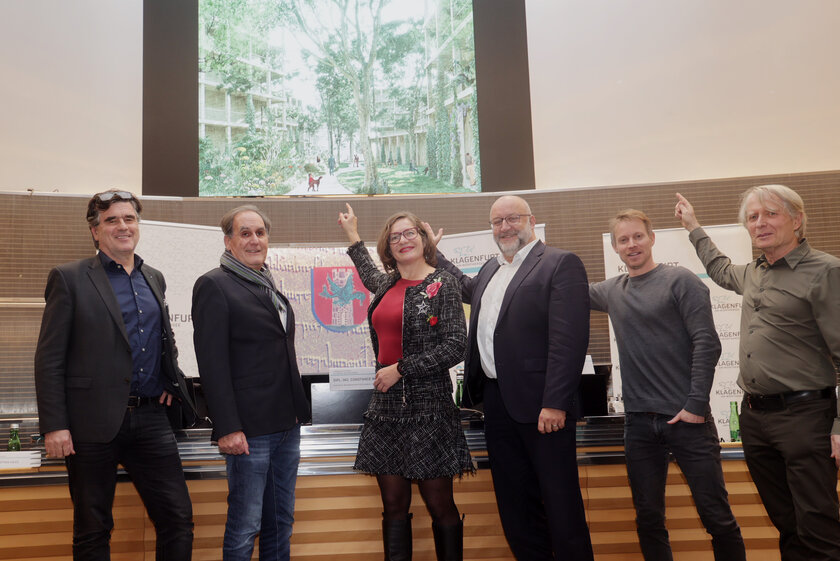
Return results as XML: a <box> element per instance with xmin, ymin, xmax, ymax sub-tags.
<box><xmin>34</xmin><ymin>255</ymin><xmax>196</xmax><ymax>443</ymax></box>
<box><xmin>192</xmin><ymin>267</ymin><xmax>311</xmax><ymax>441</ymax></box>
<box><xmin>439</xmin><ymin>241</ymin><xmax>590</xmax><ymax>423</ymax></box>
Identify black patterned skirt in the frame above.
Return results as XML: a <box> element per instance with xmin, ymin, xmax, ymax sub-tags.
<box><xmin>354</xmin><ymin>406</ymin><xmax>475</xmax><ymax>479</ymax></box>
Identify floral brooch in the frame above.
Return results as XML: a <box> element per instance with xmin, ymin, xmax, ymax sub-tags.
<box><xmin>425</xmin><ymin>279</ymin><xmax>442</xmax><ymax>298</ymax></box>
<box><xmin>422</xmin><ymin>277</ymin><xmax>443</xmax><ymax>325</ymax></box>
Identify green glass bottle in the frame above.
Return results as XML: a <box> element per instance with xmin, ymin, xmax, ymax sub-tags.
<box><xmin>455</xmin><ymin>374</ymin><xmax>464</xmax><ymax>408</ymax></box>
<box><xmin>729</xmin><ymin>401</ymin><xmax>741</xmax><ymax>442</ymax></box>
<box><xmin>7</xmin><ymin>423</ymin><xmax>21</xmax><ymax>451</ymax></box>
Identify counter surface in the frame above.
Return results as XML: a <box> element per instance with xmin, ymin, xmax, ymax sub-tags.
<box><xmin>0</xmin><ymin>415</ymin><xmax>747</xmax><ymax>486</ymax></box>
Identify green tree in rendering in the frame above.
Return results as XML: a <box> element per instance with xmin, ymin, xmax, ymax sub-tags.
<box><xmin>434</xmin><ymin>65</ymin><xmax>450</xmax><ymax>183</ymax></box>
<box><xmin>278</xmin><ymin>0</ymin><xmax>417</xmax><ymax>193</ymax></box>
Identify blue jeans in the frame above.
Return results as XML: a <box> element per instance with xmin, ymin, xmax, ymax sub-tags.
<box><xmin>66</xmin><ymin>403</ymin><xmax>193</xmax><ymax>561</ymax></box>
<box><xmin>223</xmin><ymin>426</ymin><xmax>301</xmax><ymax>561</ymax></box>
<box><xmin>624</xmin><ymin>413</ymin><xmax>745</xmax><ymax>561</ymax></box>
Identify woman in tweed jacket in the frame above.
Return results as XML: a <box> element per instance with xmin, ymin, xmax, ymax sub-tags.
<box><xmin>338</xmin><ymin>203</ymin><xmax>472</xmax><ymax>561</ymax></box>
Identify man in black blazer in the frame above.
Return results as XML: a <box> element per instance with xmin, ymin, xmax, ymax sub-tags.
<box><xmin>34</xmin><ymin>190</ymin><xmax>196</xmax><ymax>560</ymax></box>
<box><xmin>436</xmin><ymin>195</ymin><xmax>594</xmax><ymax>560</ymax></box>
<box><xmin>192</xmin><ymin>205</ymin><xmax>310</xmax><ymax>561</ymax></box>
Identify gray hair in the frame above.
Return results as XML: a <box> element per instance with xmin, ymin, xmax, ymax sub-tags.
<box><xmin>738</xmin><ymin>184</ymin><xmax>806</xmax><ymax>239</ymax></box>
<box><xmin>220</xmin><ymin>205</ymin><xmax>272</xmax><ymax>236</ymax></box>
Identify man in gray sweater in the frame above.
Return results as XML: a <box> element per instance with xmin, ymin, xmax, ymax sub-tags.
<box><xmin>590</xmin><ymin>209</ymin><xmax>745</xmax><ymax>561</ymax></box>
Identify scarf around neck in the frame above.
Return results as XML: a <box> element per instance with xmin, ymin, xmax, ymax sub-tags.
<box><xmin>220</xmin><ymin>250</ymin><xmax>286</xmax><ymax>326</ymax></box>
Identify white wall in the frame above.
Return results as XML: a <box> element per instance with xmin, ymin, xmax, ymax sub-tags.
<box><xmin>526</xmin><ymin>0</ymin><xmax>840</xmax><ymax>189</ymax></box>
<box><xmin>1</xmin><ymin>1</ymin><xmax>838</xmax><ymax>195</ymax></box>
<box><xmin>0</xmin><ymin>1</ymin><xmax>142</xmax><ymax>195</ymax></box>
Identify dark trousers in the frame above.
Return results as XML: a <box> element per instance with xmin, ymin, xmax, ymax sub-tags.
<box><xmin>65</xmin><ymin>403</ymin><xmax>194</xmax><ymax>561</ymax></box>
<box><xmin>740</xmin><ymin>395</ymin><xmax>840</xmax><ymax>561</ymax></box>
<box><xmin>624</xmin><ymin>413</ymin><xmax>745</xmax><ymax>561</ymax></box>
<box><xmin>483</xmin><ymin>379</ymin><xmax>594</xmax><ymax>561</ymax></box>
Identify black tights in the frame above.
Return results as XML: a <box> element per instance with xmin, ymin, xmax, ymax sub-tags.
<box><xmin>377</xmin><ymin>474</ymin><xmax>460</xmax><ymax>525</ymax></box>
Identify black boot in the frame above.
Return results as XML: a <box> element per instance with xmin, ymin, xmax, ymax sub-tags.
<box><xmin>432</xmin><ymin>515</ymin><xmax>464</xmax><ymax>561</ymax></box>
<box><xmin>382</xmin><ymin>513</ymin><xmax>412</xmax><ymax>560</ymax></box>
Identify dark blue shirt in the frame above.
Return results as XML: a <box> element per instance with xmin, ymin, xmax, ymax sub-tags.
<box><xmin>99</xmin><ymin>252</ymin><xmax>163</xmax><ymax>397</ymax></box>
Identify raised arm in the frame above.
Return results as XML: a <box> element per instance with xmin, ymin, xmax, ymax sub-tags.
<box><xmin>675</xmin><ymin>192</ymin><xmax>702</xmax><ymax>232</ymax></box>
<box><xmin>339</xmin><ymin>203</ymin><xmax>391</xmax><ymax>293</ymax></box>
<box><xmin>675</xmin><ymin>193</ymin><xmax>748</xmax><ymax>294</ymax></box>
<box><xmin>418</xmin><ymin>221</ymin><xmax>478</xmax><ymax>302</ymax></box>
<box><xmin>434</xmin><ymin>250</ymin><xmax>478</xmax><ymax>302</ymax></box>
<box><xmin>337</xmin><ymin>203</ymin><xmax>362</xmax><ymax>244</ymax></box>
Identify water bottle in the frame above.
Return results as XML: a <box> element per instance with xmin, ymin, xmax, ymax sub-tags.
<box><xmin>455</xmin><ymin>374</ymin><xmax>464</xmax><ymax>408</ymax></box>
<box><xmin>729</xmin><ymin>401</ymin><xmax>740</xmax><ymax>442</ymax></box>
<box><xmin>7</xmin><ymin>424</ymin><xmax>21</xmax><ymax>451</ymax></box>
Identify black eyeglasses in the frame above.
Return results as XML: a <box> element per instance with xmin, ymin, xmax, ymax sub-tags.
<box><xmin>489</xmin><ymin>214</ymin><xmax>531</xmax><ymax>228</ymax></box>
<box><xmin>388</xmin><ymin>228</ymin><xmax>420</xmax><ymax>244</ymax></box>
<box><xmin>95</xmin><ymin>191</ymin><xmax>135</xmax><ymax>202</ymax></box>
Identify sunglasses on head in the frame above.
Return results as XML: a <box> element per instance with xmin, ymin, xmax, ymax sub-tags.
<box><xmin>95</xmin><ymin>191</ymin><xmax>135</xmax><ymax>202</ymax></box>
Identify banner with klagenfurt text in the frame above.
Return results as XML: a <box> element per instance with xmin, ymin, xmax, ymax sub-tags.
<box><xmin>601</xmin><ymin>224</ymin><xmax>752</xmax><ymax>442</ymax></box>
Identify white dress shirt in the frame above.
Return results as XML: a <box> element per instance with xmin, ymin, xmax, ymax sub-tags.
<box><xmin>477</xmin><ymin>239</ymin><xmax>539</xmax><ymax>378</ymax></box>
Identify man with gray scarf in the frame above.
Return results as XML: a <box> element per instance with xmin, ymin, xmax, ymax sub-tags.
<box><xmin>192</xmin><ymin>205</ymin><xmax>310</xmax><ymax>561</ymax></box>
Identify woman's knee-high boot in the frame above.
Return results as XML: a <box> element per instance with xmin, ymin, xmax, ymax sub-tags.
<box><xmin>382</xmin><ymin>513</ymin><xmax>413</xmax><ymax>560</ymax></box>
<box><xmin>432</xmin><ymin>515</ymin><xmax>463</xmax><ymax>561</ymax></box>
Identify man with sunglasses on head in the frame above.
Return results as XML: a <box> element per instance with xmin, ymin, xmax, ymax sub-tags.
<box><xmin>432</xmin><ymin>195</ymin><xmax>594</xmax><ymax>560</ymax></box>
<box><xmin>34</xmin><ymin>189</ymin><xmax>196</xmax><ymax>560</ymax></box>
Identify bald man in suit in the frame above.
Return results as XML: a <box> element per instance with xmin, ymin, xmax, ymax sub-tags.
<box><xmin>434</xmin><ymin>195</ymin><xmax>594</xmax><ymax>560</ymax></box>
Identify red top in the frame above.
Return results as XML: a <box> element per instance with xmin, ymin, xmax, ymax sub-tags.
<box><xmin>372</xmin><ymin>278</ymin><xmax>422</xmax><ymax>366</ymax></box>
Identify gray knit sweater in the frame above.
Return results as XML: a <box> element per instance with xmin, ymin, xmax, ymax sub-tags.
<box><xmin>589</xmin><ymin>264</ymin><xmax>721</xmax><ymax>416</ymax></box>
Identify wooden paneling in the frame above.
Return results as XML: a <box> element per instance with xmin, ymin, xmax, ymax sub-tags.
<box><xmin>4</xmin><ymin>170</ymin><xmax>840</xmax><ymax>404</ymax></box>
<box><xmin>0</xmin><ymin>457</ymin><xmax>788</xmax><ymax>560</ymax></box>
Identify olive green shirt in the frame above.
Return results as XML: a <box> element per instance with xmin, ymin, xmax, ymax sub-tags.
<box><xmin>689</xmin><ymin>228</ymin><xmax>840</xmax><ymax>434</ymax></box>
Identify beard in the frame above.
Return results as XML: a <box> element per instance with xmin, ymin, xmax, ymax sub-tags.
<box><xmin>494</xmin><ymin>226</ymin><xmax>531</xmax><ymax>258</ymax></box>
